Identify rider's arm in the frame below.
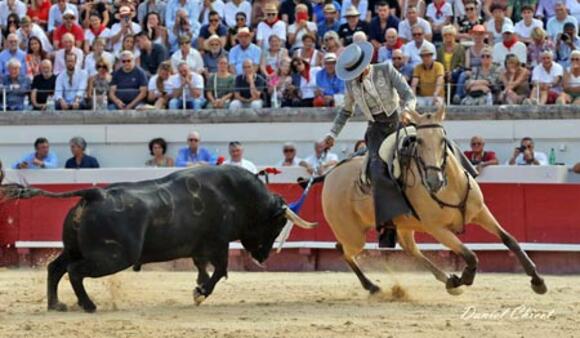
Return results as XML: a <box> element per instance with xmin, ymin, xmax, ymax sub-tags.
<box><xmin>329</xmin><ymin>83</ymin><xmax>354</xmax><ymax>138</ymax></box>
<box><xmin>384</xmin><ymin>62</ymin><xmax>417</xmax><ymax>113</ymax></box>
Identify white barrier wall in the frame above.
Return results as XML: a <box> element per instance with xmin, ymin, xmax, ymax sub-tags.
<box><xmin>1</xmin><ymin>120</ymin><xmax>580</xmax><ymax>169</ymax></box>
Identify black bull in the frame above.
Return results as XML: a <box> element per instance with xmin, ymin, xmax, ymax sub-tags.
<box><xmin>0</xmin><ymin>166</ymin><xmax>317</xmax><ymax>312</ymax></box>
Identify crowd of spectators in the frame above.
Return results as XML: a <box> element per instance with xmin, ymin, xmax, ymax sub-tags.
<box><xmin>0</xmin><ymin>0</ymin><xmax>578</xmax><ymax>111</ymax></box>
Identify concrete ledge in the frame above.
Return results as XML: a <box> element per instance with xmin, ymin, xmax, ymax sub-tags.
<box><xmin>1</xmin><ymin>105</ymin><xmax>580</xmax><ymax>125</ymax></box>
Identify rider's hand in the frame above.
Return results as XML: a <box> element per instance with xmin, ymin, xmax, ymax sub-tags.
<box><xmin>322</xmin><ymin>134</ymin><xmax>335</xmax><ymax>149</ymax></box>
<box><xmin>400</xmin><ymin>110</ymin><xmax>412</xmax><ymax>126</ymax></box>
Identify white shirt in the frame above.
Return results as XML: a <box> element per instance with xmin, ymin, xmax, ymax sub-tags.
<box><xmin>0</xmin><ymin>0</ymin><xmax>26</xmax><ymax>27</ymax></box>
<box><xmin>54</xmin><ymin>69</ymin><xmax>88</xmax><ymax>103</ymax></box>
<box><xmin>492</xmin><ymin>41</ymin><xmax>527</xmax><ymax>65</ymax></box>
<box><xmin>403</xmin><ymin>40</ymin><xmax>436</xmax><ymax>68</ymax></box>
<box><xmin>568</xmin><ymin>0</ymin><xmax>580</xmax><ymax>23</ymax></box>
<box><xmin>148</xmin><ymin>74</ymin><xmax>175</xmax><ymax>95</ymax></box>
<box><xmin>509</xmin><ymin>151</ymin><xmax>548</xmax><ymax>165</ymax></box>
<box><xmin>340</xmin><ymin>0</ymin><xmax>368</xmax><ymax>24</ymax></box>
<box><xmin>53</xmin><ymin>47</ymin><xmax>84</xmax><ymax>75</ymax></box>
<box><xmin>83</xmin><ymin>51</ymin><xmax>115</xmax><ymax>76</ymax></box>
<box><xmin>16</xmin><ymin>24</ymin><xmax>54</xmax><ymax>53</ymax></box>
<box><xmin>546</xmin><ymin>15</ymin><xmax>578</xmax><ymax>40</ymax></box>
<box><xmin>425</xmin><ymin>2</ymin><xmax>453</xmax><ymax>26</ymax></box>
<box><xmin>398</xmin><ymin>18</ymin><xmax>432</xmax><ymax>41</ymax></box>
<box><xmin>299</xmin><ymin>66</ymin><xmax>320</xmax><ymax>99</ymax></box>
<box><xmin>532</xmin><ymin>62</ymin><xmax>564</xmax><ymax>85</ymax></box>
<box><xmin>224</xmin><ymin>159</ymin><xmax>258</xmax><ymax>174</ymax></box>
<box><xmin>304</xmin><ymin>152</ymin><xmax>339</xmax><ymax>174</ymax></box>
<box><xmin>84</xmin><ymin>27</ymin><xmax>112</xmax><ymax>48</ymax></box>
<box><xmin>109</xmin><ymin>22</ymin><xmax>142</xmax><ymax>53</ymax></box>
<box><xmin>47</xmin><ymin>3</ymin><xmax>79</xmax><ymax>32</ymax></box>
<box><xmin>171</xmin><ymin>48</ymin><xmax>204</xmax><ymax>73</ymax></box>
<box><xmin>256</xmin><ymin>20</ymin><xmax>287</xmax><ymax>50</ymax></box>
<box><xmin>514</xmin><ymin>18</ymin><xmax>544</xmax><ymax>40</ymax></box>
<box><xmin>224</xmin><ymin>0</ymin><xmax>252</xmax><ymax>28</ymax></box>
<box><xmin>168</xmin><ymin>72</ymin><xmax>205</xmax><ymax>100</ymax></box>
<box><xmin>277</xmin><ymin>157</ymin><xmax>304</xmax><ymax>167</ymax></box>
<box><xmin>287</xmin><ymin>21</ymin><xmax>318</xmax><ymax>50</ymax></box>
<box><xmin>485</xmin><ymin>18</ymin><xmax>514</xmax><ymax>44</ymax></box>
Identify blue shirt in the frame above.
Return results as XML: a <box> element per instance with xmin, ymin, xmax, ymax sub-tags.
<box><xmin>165</xmin><ymin>0</ymin><xmax>201</xmax><ymax>29</ymax></box>
<box><xmin>0</xmin><ymin>49</ymin><xmax>27</xmax><ymax>77</ymax></box>
<box><xmin>65</xmin><ymin>155</ymin><xmax>100</xmax><ymax>169</ymax></box>
<box><xmin>3</xmin><ymin>75</ymin><xmax>31</xmax><ymax>111</ymax></box>
<box><xmin>175</xmin><ymin>147</ymin><xmax>217</xmax><ymax>167</ymax></box>
<box><xmin>229</xmin><ymin>43</ymin><xmax>262</xmax><ymax>75</ymax></box>
<box><xmin>369</xmin><ymin>16</ymin><xmax>400</xmax><ymax>44</ymax></box>
<box><xmin>111</xmin><ymin>67</ymin><xmax>148</xmax><ymax>105</ymax></box>
<box><xmin>315</xmin><ymin>69</ymin><xmax>344</xmax><ymax>96</ymax></box>
<box><xmin>317</xmin><ymin>20</ymin><xmax>340</xmax><ymax>40</ymax></box>
<box><xmin>12</xmin><ymin>152</ymin><xmax>58</xmax><ymax>169</ymax></box>
<box><xmin>313</xmin><ymin>2</ymin><xmax>341</xmax><ymax>24</ymax></box>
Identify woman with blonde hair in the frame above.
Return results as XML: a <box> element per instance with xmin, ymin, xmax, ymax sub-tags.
<box><xmin>322</xmin><ymin>31</ymin><xmax>344</xmax><ymax>56</ymax></box>
<box><xmin>557</xmin><ymin>50</ymin><xmax>580</xmax><ymax>105</ymax></box>
<box><xmin>528</xmin><ymin>27</ymin><xmax>554</xmax><ymax>67</ymax></box>
<box><xmin>147</xmin><ymin>61</ymin><xmax>174</xmax><ymax>109</ymax></box>
<box><xmin>437</xmin><ymin>25</ymin><xmax>466</xmax><ymax>98</ymax></box>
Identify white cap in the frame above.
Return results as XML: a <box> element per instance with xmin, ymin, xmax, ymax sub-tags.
<box><xmin>501</xmin><ymin>23</ymin><xmax>515</xmax><ymax>34</ymax></box>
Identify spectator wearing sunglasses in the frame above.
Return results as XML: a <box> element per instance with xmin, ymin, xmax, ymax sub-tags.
<box><xmin>455</xmin><ymin>0</ymin><xmax>484</xmax><ymax>42</ymax></box>
<box><xmin>198</xmin><ymin>11</ymin><xmax>228</xmax><ymax>51</ymax></box>
<box><xmin>463</xmin><ymin>135</ymin><xmax>498</xmax><ymax>171</ymax></box>
<box><xmin>277</xmin><ymin>142</ymin><xmax>306</xmax><ymax>167</ymax></box>
<box><xmin>508</xmin><ymin>137</ymin><xmax>548</xmax><ymax>166</ymax></box>
<box><xmin>109</xmin><ymin>50</ymin><xmax>148</xmax><ymax>110</ymax></box>
<box><xmin>256</xmin><ymin>2</ymin><xmax>286</xmax><ymax>50</ymax></box>
<box><xmin>175</xmin><ymin>131</ymin><xmax>217</xmax><ymax>167</ymax></box>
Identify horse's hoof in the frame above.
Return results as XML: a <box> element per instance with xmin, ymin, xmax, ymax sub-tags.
<box><xmin>368</xmin><ymin>285</ymin><xmax>381</xmax><ymax>295</ymax></box>
<box><xmin>446</xmin><ymin>286</ymin><xmax>463</xmax><ymax>296</ymax></box>
<box><xmin>446</xmin><ymin>274</ymin><xmax>462</xmax><ymax>289</ymax></box>
<box><xmin>531</xmin><ymin>278</ymin><xmax>548</xmax><ymax>295</ymax></box>
<box><xmin>193</xmin><ymin>287</ymin><xmax>206</xmax><ymax>306</ymax></box>
<box><xmin>48</xmin><ymin>302</ymin><xmax>68</xmax><ymax>312</ymax></box>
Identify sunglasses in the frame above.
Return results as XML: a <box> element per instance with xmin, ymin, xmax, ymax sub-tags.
<box><xmin>471</xmin><ymin>142</ymin><xmax>482</xmax><ymax>146</ymax></box>
<box><xmin>96</xmin><ymin>64</ymin><xmax>107</xmax><ymax>69</ymax></box>
<box><xmin>283</xmin><ymin>149</ymin><xmax>295</xmax><ymax>153</ymax></box>
<box><xmin>413</xmin><ymin>33</ymin><xmax>423</xmax><ymax>36</ymax></box>
<box><xmin>266</xmin><ymin>13</ymin><xmax>277</xmax><ymax>16</ymax></box>
<box><xmin>209</xmin><ymin>18</ymin><xmax>219</xmax><ymax>22</ymax></box>
<box><xmin>465</xmin><ymin>7</ymin><xmax>475</xmax><ymax>11</ymax></box>
<box><xmin>392</xmin><ymin>57</ymin><xmax>403</xmax><ymax>60</ymax></box>
<box><xmin>481</xmin><ymin>54</ymin><xmax>492</xmax><ymax>58</ymax></box>
<box><xmin>572</xmin><ymin>58</ymin><xmax>580</xmax><ymax>61</ymax></box>
<box><xmin>122</xmin><ymin>59</ymin><xmax>132</xmax><ymax>63</ymax></box>
<box><xmin>188</xmin><ymin>138</ymin><xmax>199</xmax><ymax>142</ymax></box>
<box><xmin>236</xmin><ymin>17</ymin><xmax>245</xmax><ymax>21</ymax></box>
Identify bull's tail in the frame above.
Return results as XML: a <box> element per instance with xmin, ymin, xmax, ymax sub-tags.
<box><xmin>0</xmin><ymin>184</ymin><xmax>104</xmax><ymax>202</ymax></box>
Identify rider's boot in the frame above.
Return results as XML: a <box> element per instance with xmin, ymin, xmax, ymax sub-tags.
<box><xmin>377</xmin><ymin>220</ymin><xmax>397</xmax><ymax>248</ymax></box>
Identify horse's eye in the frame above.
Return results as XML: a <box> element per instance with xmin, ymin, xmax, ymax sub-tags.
<box><xmin>416</xmin><ymin>138</ymin><xmax>423</xmax><ymax>145</ymax></box>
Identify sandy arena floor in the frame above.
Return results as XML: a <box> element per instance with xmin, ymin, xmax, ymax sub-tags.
<box><xmin>0</xmin><ymin>269</ymin><xmax>578</xmax><ymax>338</ymax></box>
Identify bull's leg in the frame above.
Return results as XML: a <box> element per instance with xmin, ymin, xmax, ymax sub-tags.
<box><xmin>193</xmin><ymin>247</ymin><xmax>228</xmax><ymax>306</ymax></box>
<box><xmin>193</xmin><ymin>257</ymin><xmax>210</xmax><ymax>286</ymax></box>
<box><xmin>428</xmin><ymin>227</ymin><xmax>478</xmax><ymax>294</ymax></box>
<box><xmin>67</xmin><ymin>249</ymin><xmax>133</xmax><ymax>313</ymax></box>
<box><xmin>336</xmin><ymin>243</ymin><xmax>380</xmax><ymax>294</ymax></box>
<box><xmin>47</xmin><ymin>253</ymin><xmax>70</xmax><ymax>311</ymax></box>
<box><xmin>472</xmin><ymin>206</ymin><xmax>547</xmax><ymax>295</ymax></box>
<box><xmin>397</xmin><ymin>229</ymin><xmax>451</xmax><ymax>288</ymax></box>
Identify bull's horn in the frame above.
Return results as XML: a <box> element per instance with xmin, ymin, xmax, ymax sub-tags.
<box><xmin>284</xmin><ymin>206</ymin><xmax>318</xmax><ymax>229</ymax></box>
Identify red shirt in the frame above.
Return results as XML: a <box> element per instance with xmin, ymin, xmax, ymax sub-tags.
<box><xmin>27</xmin><ymin>0</ymin><xmax>51</xmax><ymax>24</ymax></box>
<box><xmin>464</xmin><ymin>151</ymin><xmax>497</xmax><ymax>165</ymax></box>
<box><xmin>53</xmin><ymin>24</ymin><xmax>85</xmax><ymax>45</ymax></box>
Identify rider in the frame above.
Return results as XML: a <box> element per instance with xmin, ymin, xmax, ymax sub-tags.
<box><xmin>323</xmin><ymin>41</ymin><xmax>416</xmax><ymax>248</ymax></box>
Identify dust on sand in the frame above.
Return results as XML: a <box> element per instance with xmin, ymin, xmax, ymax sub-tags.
<box><xmin>0</xmin><ymin>269</ymin><xmax>578</xmax><ymax>338</ymax></box>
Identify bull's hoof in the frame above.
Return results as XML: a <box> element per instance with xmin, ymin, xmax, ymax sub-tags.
<box><xmin>531</xmin><ymin>278</ymin><xmax>548</xmax><ymax>295</ymax></box>
<box><xmin>79</xmin><ymin>301</ymin><xmax>97</xmax><ymax>313</ymax></box>
<box><xmin>48</xmin><ymin>302</ymin><xmax>68</xmax><ymax>312</ymax></box>
<box><xmin>193</xmin><ymin>287</ymin><xmax>206</xmax><ymax>306</ymax></box>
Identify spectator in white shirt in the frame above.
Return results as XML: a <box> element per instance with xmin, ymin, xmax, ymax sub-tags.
<box><xmin>17</xmin><ymin>15</ymin><xmax>53</xmax><ymax>53</ymax></box>
<box><xmin>492</xmin><ymin>24</ymin><xmax>527</xmax><ymax>66</ymax></box>
<box><xmin>224</xmin><ymin>141</ymin><xmax>258</xmax><ymax>174</ymax></box>
<box><xmin>514</xmin><ymin>5</ymin><xmax>544</xmax><ymax>44</ymax></box>
<box><xmin>168</xmin><ymin>61</ymin><xmax>206</xmax><ymax>110</ymax></box>
<box><xmin>485</xmin><ymin>2</ymin><xmax>513</xmax><ymax>44</ymax></box>
<box><xmin>47</xmin><ymin>0</ymin><xmax>78</xmax><ymax>32</ymax></box>
<box><xmin>256</xmin><ymin>2</ymin><xmax>286</xmax><ymax>50</ymax></box>
<box><xmin>402</xmin><ymin>25</ymin><xmax>436</xmax><ymax>68</ymax></box>
<box><xmin>528</xmin><ymin>49</ymin><xmax>564</xmax><ymax>105</ymax></box>
<box><xmin>398</xmin><ymin>5</ymin><xmax>432</xmax><ymax>43</ymax></box>
<box><xmin>84</xmin><ymin>38</ymin><xmax>115</xmax><ymax>76</ymax></box>
<box><xmin>53</xmin><ymin>33</ymin><xmax>83</xmax><ymax>75</ymax></box>
<box><xmin>287</xmin><ymin>4</ymin><xmax>318</xmax><ymax>51</ymax></box>
<box><xmin>54</xmin><ymin>53</ymin><xmax>88</xmax><ymax>110</ymax></box>
<box><xmin>171</xmin><ymin>35</ymin><xmax>204</xmax><ymax>73</ymax></box>
<box><xmin>304</xmin><ymin>141</ymin><xmax>339</xmax><ymax>175</ymax></box>
<box><xmin>277</xmin><ymin>142</ymin><xmax>307</xmax><ymax>167</ymax></box>
<box><xmin>224</xmin><ymin>0</ymin><xmax>252</xmax><ymax>28</ymax></box>
<box><xmin>0</xmin><ymin>0</ymin><xmax>26</xmax><ymax>28</ymax></box>
<box><xmin>547</xmin><ymin>1</ymin><xmax>579</xmax><ymax>40</ymax></box>
<box><xmin>508</xmin><ymin>137</ymin><xmax>548</xmax><ymax>166</ymax></box>
<box><xmin>425</xmin><ymin>0</ymin><xmax>453</xmax><ymax>42</ymax></box>
<box><xmin>109</xmin><ymin>6</ymin><xmax>142</xmax><ymax>53</ymax></box>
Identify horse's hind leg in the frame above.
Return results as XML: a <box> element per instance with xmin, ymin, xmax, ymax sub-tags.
<box><xmin>336</xmin><ymin>243</ymin><xmax>380</xmax><ymax>294</ymax></box>
<box><xmin>428</xmin><ymin>227</ymin><xmax>478</xmax><ymax>293</ymax></box>
<box><xmin>472</xmin><ymin>206</ymin><xmax>547</xmax><ymax>295</ymax></box>
<box><xmin>397</xmin><ymin>229</ymin><xmax>450</xmax><ymax>286</ymax></box>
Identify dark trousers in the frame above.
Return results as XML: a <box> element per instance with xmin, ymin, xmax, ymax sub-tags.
<box><xmin>364</xmin><ymin>113</ymin><xmax>412</xmax><ymax>226</ymax></box>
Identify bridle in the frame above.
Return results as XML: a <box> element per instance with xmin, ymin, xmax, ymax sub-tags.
<box><xmin>406</xmin><ymin>123</ymin><xmax>472</xmax><ymax>223</ymax></box>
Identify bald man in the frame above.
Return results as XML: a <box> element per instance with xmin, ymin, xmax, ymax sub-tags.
<box><xmin>463</xmin><ymin>135</ymin><xmax>499</xmax><ymax>171</ymax></box>
<box><xmin>175</xmin><ymin>131</ymin><xmax>217</xmax><ymax>167</ymax></box>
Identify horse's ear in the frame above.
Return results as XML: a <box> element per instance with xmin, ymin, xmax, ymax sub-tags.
<box><xmin>406</xmin><ymin>109</ymin><xmax>422</xmax><ymax>124</ymax></box>
<box><xmin>435</xmin><ymin>104</ymin><xmax>446</xmax><ymax>122</ymax></box>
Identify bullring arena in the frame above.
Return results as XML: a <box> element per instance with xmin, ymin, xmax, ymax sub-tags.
<box><xmin>2</xmin><ymin>107</ymin><xmax>580</xmax><ymax>337</ymax></box>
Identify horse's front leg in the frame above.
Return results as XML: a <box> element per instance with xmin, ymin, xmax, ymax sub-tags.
<box><xmin>427</xmin><ymin>227</ymin><xmax>478</xmax><ymax>294</ymax></box>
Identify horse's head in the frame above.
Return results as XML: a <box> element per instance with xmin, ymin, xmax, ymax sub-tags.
<box><xmin>408</xmin><ymin>105</ymin><xmax>448</xmax><ymax>194</ymax></box>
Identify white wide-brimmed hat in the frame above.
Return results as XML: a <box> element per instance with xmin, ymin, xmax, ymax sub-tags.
<box><xmin>336</xmin><ymin>41</ymin><xmax>374</xmax><ymax>81</ymax></box>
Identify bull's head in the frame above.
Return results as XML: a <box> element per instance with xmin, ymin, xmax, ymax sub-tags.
<box><xmin>242</xmin><ymin>196</ymin><xmax>317</xmax><ymax>264</ymax></box>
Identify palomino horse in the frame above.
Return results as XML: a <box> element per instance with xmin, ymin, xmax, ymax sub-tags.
<box><xmin>322</xmin><ymin>105</ymin><xmax>548</xmax><ymax>296</ymax></box>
